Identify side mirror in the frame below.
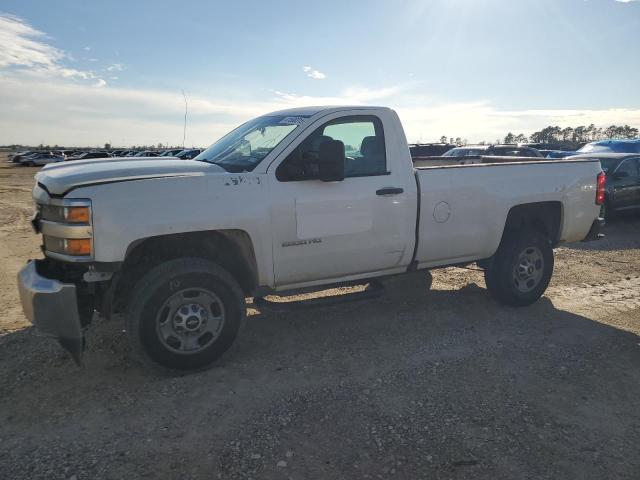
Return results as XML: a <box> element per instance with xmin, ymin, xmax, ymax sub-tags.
<box><xmin>318</xmin><ymin>140</ymin><xmax>345</xmax><ymax>182</ymax></box>
<box><xmin>613</xmin><ymin>170</ymin><xmax>629</xmax><ymax>179</ymax></box>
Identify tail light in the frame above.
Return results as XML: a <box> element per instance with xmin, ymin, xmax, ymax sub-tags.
<box><xmin>596</xmin><ymin>172</ymin><xmax>606</xmax><ymax>205</ymax></box>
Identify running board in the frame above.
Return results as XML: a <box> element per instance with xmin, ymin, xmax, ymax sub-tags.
<box><xmin>254</xmin><ymin>280</ymin><xmax>385</xmax><ymax>312</ymax></box>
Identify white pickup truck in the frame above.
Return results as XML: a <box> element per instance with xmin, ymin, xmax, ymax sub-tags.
<box><xmin>18</xmin><ymin>106</ymin><xmax>605</xmax><ymax>370</ymax></box>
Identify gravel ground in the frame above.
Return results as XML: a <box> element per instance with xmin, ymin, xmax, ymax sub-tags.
<box><xmin>0</xmin><ymin>156</ymin><xmax>639</xmax><ymax>479</ymax></box>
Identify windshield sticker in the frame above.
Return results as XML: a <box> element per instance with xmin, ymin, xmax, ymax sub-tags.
<box><xmin>279</xmin><ymin>116</ymin><xmax>306</xmax><ymax>126</ymax></box>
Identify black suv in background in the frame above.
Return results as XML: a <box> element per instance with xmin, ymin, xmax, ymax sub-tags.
<box><xmin>176</xmin><ymin>149</ymin><xmax>202</xmax><ymax>160</ymax></box>
<box><xmin>409</xmin><ymin>143</ymin><xmax>456</xmax><ymax>157</ymax></box>
<box><xmin>574</xmin><ymin>153</ymin><xmax>640</xmax><ymax>218</ymax></box>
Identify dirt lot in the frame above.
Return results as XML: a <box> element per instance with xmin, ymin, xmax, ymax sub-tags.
<box><xmin>0</xmin><ymin>156</ymin><xmax>639</xmax><ymax>479</ymax></box>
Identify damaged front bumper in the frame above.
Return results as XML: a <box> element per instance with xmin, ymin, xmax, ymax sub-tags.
<box><xmin>17</xmin><ymin>259</ymin><xmax>85</xmax><ymax>364</ymax></box>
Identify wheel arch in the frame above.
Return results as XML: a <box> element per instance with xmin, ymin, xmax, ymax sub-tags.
<box><xmin>479</xmin><ymin>201</ymin><xmax>562</xmax><ymax>270</ymax></box>
<box><xmin>113</xmin><ymin>230</ymin><xmax>258</xmax><ymax>314</ymax></box>
<box><xmin>502</xmin><ymin>201</ymin><xmax>563</xmax><ymax>246</ymax></box>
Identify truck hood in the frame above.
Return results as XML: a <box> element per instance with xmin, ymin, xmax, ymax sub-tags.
<box><xmin>35</xmin><ymin>157</ymin><xmax>226</xmax><ymax>195</ymax></box>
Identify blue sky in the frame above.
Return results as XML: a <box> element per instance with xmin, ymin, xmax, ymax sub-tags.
<box><xmin>0</xmin><ymin>0</ymin><xmax>639</xmax><ymax>146</ymax></box>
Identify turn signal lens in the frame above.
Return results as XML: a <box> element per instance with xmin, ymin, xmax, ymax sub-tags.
<box><xmin>64</xmin><ymin>206</ymin><xmax>90</xmax><ymax>223</ymax></box>
<box><xmin>64</xmin><ymin>238</ymin><xmax>92</xmax><ymax>256</ymax></box>
<box><xmin>596</xmin><ymin>172</ymin><xmax>606</xmax><ymax>206</ymax></box>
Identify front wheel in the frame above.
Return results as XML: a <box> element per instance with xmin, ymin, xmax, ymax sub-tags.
<box><xmin>125</xmin><ymin>258</ymin><xmax>245</xmax><ymax>371</ymax></box>
<box><xmin>484</xmin><ymin>231</ymin><xmax>554</xmax><ymax>307</ymax></box>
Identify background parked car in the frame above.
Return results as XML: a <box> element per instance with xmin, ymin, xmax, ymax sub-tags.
<box><xmin>159</xmin><ymin>148</ymin><xmax>185</xmax><ymax>157</ymax></box>
<box><xmin>556</xmin><ymin>139</ymin><xmax>640</xmax><ymax>158</ymax></box>
<box><xmin>523</xmin><ymin>142</ymin><xmax>576</xmax><ymax>152</ymax></box>
<box><xmin>66</xmin><ymin>151</ymin><xmax>112</xmax><ymax>161</ymax></box>
<box><xmin>10</xmin><ymin>151</ymin><xmax>37</xmax><ymax>163</ymax></box>
<box><xmin>58</xmin><ymin>150</ymin><xmax>79</xmax><ymax>159</ymax></box>
<box><xmin>409</xmin><ymin>143</ymin><xmax>456</xmax><ymax>157</ymax></box>
<box><xmin>176</xmin><ymin>148</ymin><xmax>202</xmax><ymax>160</ymax></box>
<box><xmin>577</xmin><ymin>139</ymin><xmax>640</xmax><ymax>154</ymax></box>
<box><xmin>573</xmin><ymin>153</ymin><xmax>640</xmax><ymax>219</ymax></box>
<box><xmin>133</xmin><ymin>150</ymin><xmax>160</xmax><ymax>157</ymax></box>
<box><xmin>442</xmin><ymin>144</ymin><xmax>544</xmax><ymax>158</ymax></box>
<box><xmin>19</xmin><ymin>152</ymin><xmax>65</xmax><ymax>166</ymax></box>
<box><xmin>543</xmin><ymin>150</ymin><xmax>578</xmax><ymax>159</ymax></box>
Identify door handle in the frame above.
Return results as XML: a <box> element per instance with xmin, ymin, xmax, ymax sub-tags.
<box><xmin>376</xmin><ymin>187</ymin><xmax>404</xmax><ymax>196</ymax></box>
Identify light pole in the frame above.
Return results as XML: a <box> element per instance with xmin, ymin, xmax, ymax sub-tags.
<box><xmin>182</xmin><ymin>89</ymin><xmax>188</xmax><ymax>148</ymax></box>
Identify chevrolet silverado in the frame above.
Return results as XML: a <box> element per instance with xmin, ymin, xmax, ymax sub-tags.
<box><xmin>18</xmin><ymin>106</ymin><xmax>605</xmax><ymax>370</ymax></box>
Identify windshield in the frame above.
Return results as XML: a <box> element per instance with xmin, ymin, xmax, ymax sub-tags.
<box><xmin>195</xmin><ymin>115</ymin><xmax>308</xmax><ymax>172</ymax></box>
<box><xmin>442</xmin><ymin>147</ymin><xmax>487</xmax><ymax>157</ymax></box>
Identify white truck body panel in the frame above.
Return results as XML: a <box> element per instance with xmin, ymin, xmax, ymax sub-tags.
<box><xmin>265</xmin><ymin>108</ymin><xmax>418</xmax><ymax>288</ymax></box>
<box><xmin>40</xmin><ymin>172</ymin><xmax>276</xmax><ymax>287</ymax></box>
<box><xmin>414</xmin><ymin>160</ymin><xmax>601</xmax><ymax>268</ymax></box>
<box><xmin>36</xmin><ymin>157</ymin><xmax>218</xmax><ymax>195</ymax></box>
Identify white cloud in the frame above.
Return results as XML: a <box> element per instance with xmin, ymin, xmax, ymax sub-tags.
<box><xmin>106</xmin><ymin>63</ymin><xmax>124</xmax><ymax>72</ymax></box>
<box><xmin>83</xmin><ymin>46</ymin><xmax>91</xmax><ymax>51</ymax></box>
<box><xmin>303</xmin><ymin>66</ymin><xmax>326</xmax><ymax>80</ymax></box>
<box><xmin>0</xmin><ymin>13</ymin><xmax>101</xmax><ymax>83</ymax></box>
<box><xmin>93</xmin><ymin>79</ymin><xmax>107</xmax><ymax>88</ymax></box>
<box><xmin>272</xmin><ymin>85</ymin><xmax>402</xmax><ymax>105</ymax></box>
<box><xmin>0</xmin><ymin>14</ymin><xmax>64</xmax><ymax>69</ymax></box>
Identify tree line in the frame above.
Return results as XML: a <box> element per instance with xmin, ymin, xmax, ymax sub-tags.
<box><xmin>507</xmin><ymin>124</ymin><xmax>639</xmax><ymax>146</ymax></box>
<box><xmin>437</xmin><ymin>124</ymin><xmax>638</xmax><ymax>147</ymax></box>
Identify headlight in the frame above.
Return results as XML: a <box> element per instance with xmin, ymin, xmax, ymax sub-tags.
<box><xmin>38</xmin><ymin>199</ymin><xmax>93</xmax><ymax>260</ymax></box>
<box><xmin>44</xmin><ymin>236</ymin><xmax>92</xmax><ymax>257</ymax></box>
<box><xmin>41</xmin><ymin>205</ymin><xmax>91</xmax><ymax>224</ymax></box>
<box><xmin>63</xmin><ymin>206</ymin><xmax>91</xmax><ymax>224</ymax></box>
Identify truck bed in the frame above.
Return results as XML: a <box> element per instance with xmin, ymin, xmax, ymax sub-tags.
<box><xmin>412</xmin><ymin>155</ymin><xmax>548</xmax><ymax>168</ymax></box>
<box><xmin>412</xmin><ymin>157</ymin><xmax>602</xmax><ymax>269</ymax></box>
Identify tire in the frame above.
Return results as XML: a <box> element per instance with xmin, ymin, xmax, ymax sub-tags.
<box><xmin>125</xmin><ymin>258</ymin><xmax>245</xmax><ymax>371</ymax></box>
<box><xmin>484</xmin><ymin>230</ymin><xmax>554</xmax><ymax>307</ymax></box>
<box><xmin>483</xmin><ymin>264</ymin><xmax>498</xmax><ymax>293</ymax></box>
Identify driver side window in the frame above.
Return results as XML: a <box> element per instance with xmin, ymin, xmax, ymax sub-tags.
<box><xmin>277</xmin><ymin>115</ymin><xmax>387</xmax><ymax>182</ymax></box>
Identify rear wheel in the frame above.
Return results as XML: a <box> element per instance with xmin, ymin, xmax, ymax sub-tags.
<box><xmin>125</xmin><ymin>258</ymin><xmax>245</xmax><ymax>371</ymax></box>
<box><xmin>484</xmin><ymin>231</ymin><xmax>553</xmax><ymax>307</ymax></box>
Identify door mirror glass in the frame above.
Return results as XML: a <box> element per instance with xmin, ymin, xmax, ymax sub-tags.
<box><xmin>319</xmin><ymin>140</ymin><xmax>345</xmax><ymax>182</ymax></box>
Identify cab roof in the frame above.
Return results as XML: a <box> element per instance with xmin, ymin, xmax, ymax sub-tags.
<box><xmin>264</xmin><ymin>106</ymin><xmax>390</xmax><ymax>117</ymax></box>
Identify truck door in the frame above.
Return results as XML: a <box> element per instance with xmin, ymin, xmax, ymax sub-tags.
<box><xmin>268</xmin><ymin>113</ymin><xmax>415</xmax><ymax>287</ymax></box>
